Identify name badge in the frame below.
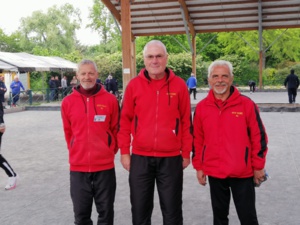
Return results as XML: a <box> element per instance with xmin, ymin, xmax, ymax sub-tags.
<box><xmin>94</xmin><ymin>115</ymin><xmax>106</xmax><ymax>122</ymax></box>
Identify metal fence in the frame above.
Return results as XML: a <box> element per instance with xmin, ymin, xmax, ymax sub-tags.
<box><xmin>6</xmin><ymin>88</ymin><xmax>122</xmax><ymax>107</ymax></box>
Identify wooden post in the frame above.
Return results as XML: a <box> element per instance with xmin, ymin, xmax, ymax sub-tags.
<box><xmin>259</xmin><ymin>50</ymin><xmax>263</xmax><ymax>90</ymax></box>
<box><xmin>121</xmin><ymin>0</ymin><xmax>133</xmax><ymax>90</ymax></box>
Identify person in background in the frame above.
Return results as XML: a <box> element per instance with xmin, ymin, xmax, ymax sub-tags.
<box><xmin>61</xmin><ymin>59</ymin><xmax>119</xmax><ymax>225</ymax></box>
<box><xmin>70</xmin><ymin>76</ymin><xmax>78</xmax><ymax>89</ymax></box>
<box><xmin>192</xmin><ymin>60</ymin><xmax>268</xmax><ymax>225</ymax></box>
<box><xmin>10</xmin><ymin>76</ymin><xmax>25</xmax><ymax>107</ymax></box>
<box><xmin>49</xmin><ymin>76</ymin><xmax>57</xmax><ymax>101</ymax></box>
<box><xmin>105</xmin><ymin>74</ymin><xmax>118</xmax><ymax>95</ymax></box>
<box><xmin>0</xmin><ymin>76</ymin><xmax>7</xmax><ymax>108</ymax></box>
<box><xmin>118</xmin><ymin>40</ymin><xmax>193</xmax><ymax>225</ymax></box>
<box><xmin>0</xmin><ymin>101</ymin><xmax>18</xmax><ymax>190</ymax></box>
<box><xmin>54</xmin><ymin>76</ymin><xmax>61</xmax><ymax>100</ymax></box>
<box><xmin>248</xmin><ymin>80</ymin><xmax>256</xmax><ymax>93</ymax></box>
<box><xmin>96</xmin><ymin>75</ymin><xmax>102</xmax><ymax>85</ymax></box>
<box><xmin>284</xmin><ymin>69</ymin><xmax>299</xmax><ymax>103</ymax></box>
<box><xmin>61</xmin><ymin>75</ymin><xmax>68</xmax><ymax>98</ymax></box>
<box><xmin>186</xmin><ymin>72</ymin><xmax>197</xmax><ymax>100</ymax></box>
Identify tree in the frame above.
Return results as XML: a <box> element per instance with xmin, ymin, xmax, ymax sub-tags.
<box><xmin>217</xmin><ymin>29</ymin><xmax>300</xmax><ymax>68</ymax></box>
<box><xmin>87</xmin><ymin>0</ymin><xmax>121</xmax><ymax>53</ymax></box>
<box><xmin>19</xmin><ymin>3</ymin><xmax>81</xmax><ymax>55</ymax></box>
<box><xmin>0</xmin><ymin>28</ymin><xmax>22</xmax><ymax>52</ymax></box>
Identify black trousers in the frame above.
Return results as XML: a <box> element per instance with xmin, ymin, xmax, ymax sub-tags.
<box><xmin>129</xmin><ymin>154</ymin><xmax>183</xmax><ymax>225</ymax></box>
<box><xmin>249</xmin><ymin>84</ymin><xmax>256</xmax><ymax>92</ymax></box>
<box><xmin>287</xmin><ymin>88</ymin><xmax>297</xmax><ymax>103</ymax></box>
<box><xmin>70</xmin><ymin>169</ymin><xmax>116</xmax><ymax>225</ymax></box>
<box><xmin>0</xmin><ymin>132</ymin><xmax>16</xmax><ymax>177</ymax></box>
<box><xmin>189</xmin><ymin>88</ymin><xmax>197</xmax><ymax>99</ymax></box>
<box><xmin>208</xmin><ymin>176</ymin><xmax>258</xmax><ymax>225</ymax></box>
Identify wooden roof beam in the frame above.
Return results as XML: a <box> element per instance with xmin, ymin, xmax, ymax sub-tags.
<box><xmin>101</xmin><ymin>0</ymin><xmax>135</xmax><ymax>41</ymax></box>
<box><xmin>178</xmin><ymin>0</ymin><xmax>196</xmax><ymax>37</ymax></box>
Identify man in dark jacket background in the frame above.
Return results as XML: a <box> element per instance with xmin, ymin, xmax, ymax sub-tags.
<box><xmin>284</xmin><ymin>69</ymin><xmax>299</xmax><ymax>103</ymax></box>
<box><xmin>0</xmin><ymin>76</ymin><xmax>7</xmax><ymax>108</ymax></box>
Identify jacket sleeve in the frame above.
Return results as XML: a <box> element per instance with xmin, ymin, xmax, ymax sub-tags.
<box><xmin>110</xmin><ymin>97</ymin><xmax>120</xmax><ymax>154</ymax></box>
<box><xmin>61</xmin><ymin>100</ymin><xmax>72</xmax><ymax>150</ymax></box>
<box><xmin>178</xmin><ymin>79</ymin><xmax>193</xmax><ymax>158</ymax></box>
<box><xmin>117</xmin><ymin>82</ymin><xmax>135</xmax><ymax>155</ymax></box>
<box><xmin>192</xmin><ymin>104</ymin><xmax>204</xmax><ymax>171</ymax></box>
<box><xmin>248</xmin><ymin>102</ymin><xmax>268</xmax><ymax>170</ymax></box>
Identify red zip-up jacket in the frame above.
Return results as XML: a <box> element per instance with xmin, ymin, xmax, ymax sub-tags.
<box><xmin>118</xmin><ymin>68</ymin><xmax>193</xmax><ymax>158</ymax></box>
<box><xmin>61</xmin><ymin>85</ymin><xmax>119</xmax><ymax>172</ymax></box>
<box><xmin>192</xmin><ymin>86</ymin><xmax>268</xmax><ymax>178</ymax></box>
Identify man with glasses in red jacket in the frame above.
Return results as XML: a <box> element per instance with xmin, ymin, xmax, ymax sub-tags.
<box><xmin>118</xmin><ymin>40</ymin><xmax>193</xmax><ymax>225</ymax></box>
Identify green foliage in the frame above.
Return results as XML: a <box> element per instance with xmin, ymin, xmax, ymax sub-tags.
<box><xmin>168</xmin><ymin>53</ymin><xmax>192</xmax><ymax>78</ymax></box>
<box><xmin>196</xmin><ymin>33</ymin><xmax>223</xmax><ymax>61</ymax></box>
<box><xmin>3</xmin><ymin>0</ymin><xmax>300</xmax><ymax>90</ymax></box>
<box><xmin>19</xmin><ymin>4</ymin><xmax>81</xmax><ymax>54</ymax></box>
<box><xmin>29</xmin><ymin>72</ymin><xmax>48</xmax><ymax>90</ymax></box>
<box><xmin>0</xmin><ymin>29</ymin><xmax>23</xmax><ymax>52</ymax></box>
<box><xmin>63</xmin><ymin>50</ymin><xmax>83</xmax><ymax>63</ymax></box>
<box><xmin>94</xmin><ymin>52</ymin><xmax>123</xmax><ymax>87</ymax></box>
<box><xmin>263</xmin><ymin>64</ymin><xmax>300</xmax><ymax>86</ymax></box>
<box><xmin>218</xmin><ymin>55</ymin><xmax>259</xmax><ymax>86</ymax></box>
<box><xmin>87</xmin><ymin>0</ymin><xmax>120</xmax><ymax>50</ymax></box>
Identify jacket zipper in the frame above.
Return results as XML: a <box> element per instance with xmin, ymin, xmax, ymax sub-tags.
<box><xmin>154</xmin><ymin>90</ymin><xmax>159</xmax><ymax>155</ymax></box>
<box><xmin>87</xmin><ymin>97</ymin><xmax>91</xmax><ymax>172</ymax></box>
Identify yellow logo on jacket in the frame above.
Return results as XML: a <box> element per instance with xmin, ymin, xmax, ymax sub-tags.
<box><xmin>97</xmin><ymin>104</ymin><xmax>107</xmax><ymax>110</ymax></box>
<box><xmin>232</xmin><ymin>111</ymin><xmax>243</xmax><ymax>117</ymax></box>
<box><xmin>167</xmin><ymin>93</ymin><xmax>177</xmax><ymax>98</ymax></box>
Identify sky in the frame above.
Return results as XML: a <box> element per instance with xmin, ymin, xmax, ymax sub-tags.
<box><xmin>0</xmin><ymin>0</ymin><xmax>101</xmax><ymax>46</ymax></box>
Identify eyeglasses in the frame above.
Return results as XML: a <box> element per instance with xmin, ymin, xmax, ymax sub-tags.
<box><xmin>145</xmin><ymin>54</ymin><xmax>165</xmax><ymax>60</ymax></box>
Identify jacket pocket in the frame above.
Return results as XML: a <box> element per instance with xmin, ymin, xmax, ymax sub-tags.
<box><xmin>175</xmin><ymin>118</ymin><xmax>179</xmax><ymax>136</ymax></box>
<box><xmin>134</xmin><ymin>115</ymin><xmax>138</xmax><ymax>134</ymax></box>
<box><xmin>245</xmin><ymin>147</ymin><xmax>249</xmax><ymax>166</ymax></box>
<box><xmin>107</xmin><ymin>132</ymin><xmax>112</xmax><ymax>147</ymax></box>
<box><xmin>201</xmin><ymin>146</ymin><xmax>206</xmax><ymax>163</ymax></box>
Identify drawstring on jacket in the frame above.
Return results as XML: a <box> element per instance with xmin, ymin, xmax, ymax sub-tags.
<box><xmin>79</xmin><ymin>95</ymin><xmax>98</xmax><ymax>115</ymax></box>
<box><xmin>76</xmin><ymin>84</ymin><xmax>101</xmax><ymax>114</ymax></box>
<box><xmin>144</xmin><ymin>68</ymin><xmax>171</xmax><ymax>105</ymax></box>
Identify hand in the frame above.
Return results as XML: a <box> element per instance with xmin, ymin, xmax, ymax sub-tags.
<box><xmin>0</xmin><ymin>126</ymin><xmax>5</xmax><ymax>133</ymax></box>
<box><xmin>197</xmin><ymin>170</ymin><xmax>207</xmax><ymax>186</ymax></box>
<box><xmin>182</xmin><ymin>157</ymin><xmax>190</xmax><ymax>169</ymax></box>
<box><xmin>121</xmin><ymin>154</ymin><xmax>131</xmax><ymax>171</ymax></box>
<box><xmin>253</xmin><ymin>169</ymin><xmax>266</xmax><ymax>186</ymax></box>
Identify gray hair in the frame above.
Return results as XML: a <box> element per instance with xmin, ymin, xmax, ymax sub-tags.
<box><xmin>143</xmin><ymin>40</ymin><xmax>168</xmax><ymax>57</ymax></box>
<box><xmin>77</xmin><ymin>59</ymin><xmax>98</xmax><ymax>73</ymax></box>
<box><xmin>207</xmin><ymin>60</ymin><xmax>233</xmax><ymax>78</ymax></box>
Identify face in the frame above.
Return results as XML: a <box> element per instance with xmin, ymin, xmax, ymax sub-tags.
<box><xmin>208</xmin><ymin>65</ymin><xmax>233</xmax><ymax>99</ymax></box>
<box><xmin>0</xmin><ymin>77</ymin><xmax>3</xmax><ymax>81</ymax></box>
<box><xmin>144</xmin><ymin>44</ymin><xmax>168</xmax><ymax>79</ymax></box>
<box><xmin>77</xmin><ymin>63</ymin><xmax>98</xmax><ymax>90</ymax></box>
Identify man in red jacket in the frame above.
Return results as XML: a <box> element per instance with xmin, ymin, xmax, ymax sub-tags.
<box><xmin>118</xmin><ymin>40</ymin><xmax>193</xmax><ymax>225</ymax></box>
<box><xmin>192</xmin><ymin>60</ymin><xmax>268</xmax><ymax>225</ymax></box>
<box><xmin>61</xmin><ymin>59</ymin><xmax>119</xmax><ymax>225</ymax></box>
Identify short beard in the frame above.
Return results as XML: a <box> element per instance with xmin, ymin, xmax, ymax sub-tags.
<box><xmin>81</xmin><ymin>83</ymin><xmax>95</xmax><ymax>90</ymax></box>
<box><xmin>213</xmin><ymin>83</ymin><xmax>228</xmax><ymax>95</ymax></box>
